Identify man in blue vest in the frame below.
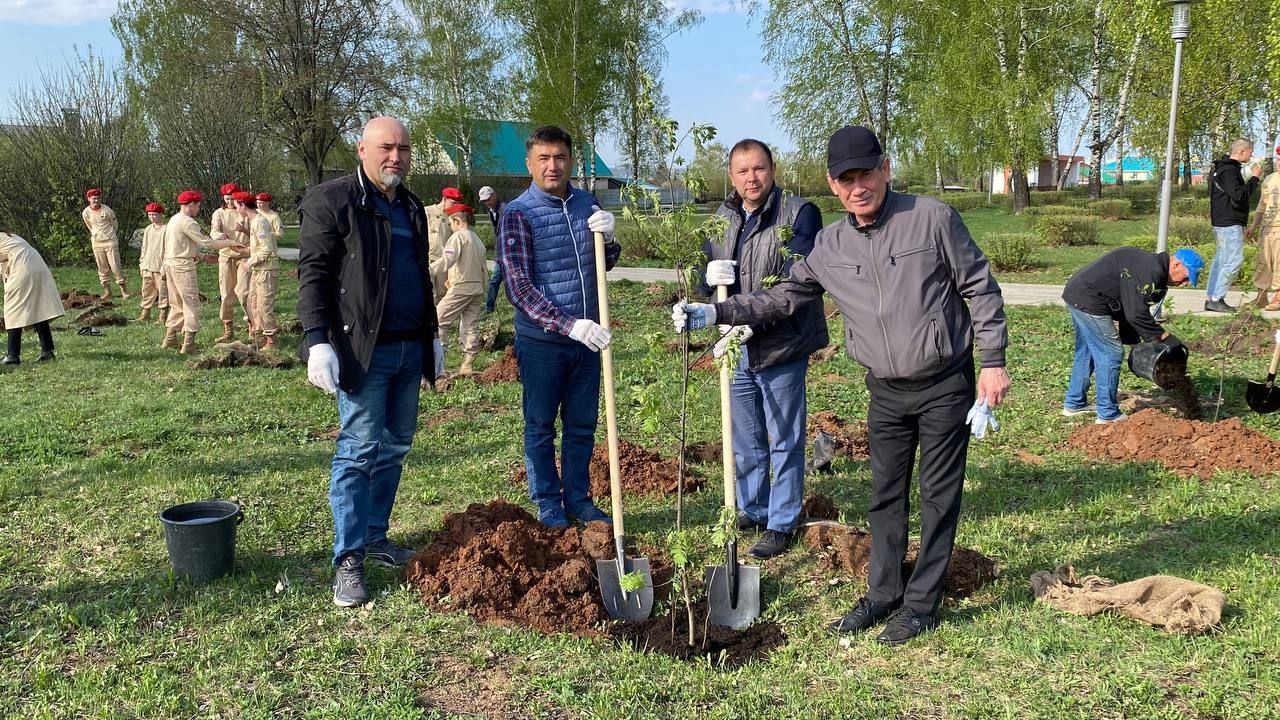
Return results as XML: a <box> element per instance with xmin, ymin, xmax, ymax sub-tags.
<box><xmin>700</xmin><ymin>138</ymin><xmax>826</xmax><ymax>559</ymax></box>
<box><xmin>498</xmin><ymin>125</ymin><xmax>619</xmax><ymax>528</ymax></box>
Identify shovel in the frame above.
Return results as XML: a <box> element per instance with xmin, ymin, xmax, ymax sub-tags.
<box><xmin>1246</xmin><ymin>336</ymin><xmax>1280</xmax><ymax>413</ymax></box>
<box><xmin>592</xmin><ymin>230</ymin><xmax>653</xmax><ymax>621</ymax></box>
<box><xmin>705</xmin><ymin>286</ymin><xmax>761</xmax><ymax>630</ymax></box>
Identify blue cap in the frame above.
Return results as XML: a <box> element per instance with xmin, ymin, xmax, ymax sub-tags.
<box><xmin>1172</xmin><ymin>248</ymin><xmax>1204</xmax><ymax>288</ymax></box>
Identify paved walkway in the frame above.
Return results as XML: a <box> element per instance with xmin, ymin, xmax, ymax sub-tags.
<box><xmin>274</xmin><ymin>248</ymin><xmax>1263</xmax><ymax>316</ymax></box>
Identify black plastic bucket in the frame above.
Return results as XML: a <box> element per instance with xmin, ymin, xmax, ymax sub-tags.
<box><xmin>159</xmin><ymin>499</ymin><xmax>244</xmax><ymax>582</ymax></box>
<box><xmin>1128</xmin><ymin>341</ymin><xmax>1189</xmax><ymax>382</ymax></box>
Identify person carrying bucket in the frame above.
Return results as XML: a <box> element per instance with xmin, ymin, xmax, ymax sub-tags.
<box><xmin>1060</xmin><ymin>246</ymin><xmax>1203</xmax><ymax>424</ymax></box>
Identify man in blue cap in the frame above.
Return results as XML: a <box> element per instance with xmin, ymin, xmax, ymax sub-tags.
<box><xmin>1060</xmin><ymin>246</ymin><xmax>1204</xmax><ymax>424</ymax></box>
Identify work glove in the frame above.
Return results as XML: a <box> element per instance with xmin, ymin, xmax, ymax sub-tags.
<box><xmin>671</xmin><ymin>302</ymin><xmax>716</xmax><ymax>333</ymax></box>
<box><xmin>705</xmin><ymin>260</ymin><xmax>737</xmax><ymax>287</ymax></box>
<box><xmin>587</xmin><ymin>205</ymin><xmax>615</xmax><ymax>234</ymax></box>
<box><xmin>712</xmin><ymin>325</ymin><xmax>754</xmax><ymax>358</ymax></box>
<box><xmin>307</xmin><ymin>342</ymin><xmax>340</xmax><ymax>394</ymax></box>
<box><xmin>965</xmin><ymin>401</ymin><xmax>999</xmax><ymax>440</ymax></box>
<box><xmin>569</xmin><ymin>319</ymin><xmax>612</xmax><ymax>352</ymax></box>
<box><xmin>433</xmin><ymin>337</ymin><xmax>445</xmax><ymax>377</ymax></box>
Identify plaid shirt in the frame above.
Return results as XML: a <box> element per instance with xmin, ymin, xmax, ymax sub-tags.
<box><xmin>499</xmin><ymin>208</ymin><xmax>621</xmax><ymax>335</ymax></box>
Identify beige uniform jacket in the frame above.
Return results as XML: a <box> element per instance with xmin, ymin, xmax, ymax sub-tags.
<box><xmin>425</xmin><ymin>203</ymin><xmax>450</xmax><ymax>265</ymax></box>
<box><xmin>247</xmin><ymin>214</ymin><xmax>279</xmax><ymax>271</ymax></box>
<box><xmin>431</xmin><ymin>228</ymin><xmax>487</xmax><ymax>295</ymax></box>
<box><xmin>259</xmin><ymin>209</ymin><xmax>284</xmax><ymax>241</ymax></box>
<box><xmin>1251</xmin><ymin>173</ymin><xmax>1280</xmax><ymax>291</ymax></box>
<box><xmin>0</xmin><ymin>232</ymin><xmax>65</xmax><ymax>328</ymax></box>
<box><xmin>212</xmin><ymin>206</ymin><xmax>249</xmax><ymax>259</ymax></box>
<box><xmin>139</xmin><ymin>223</ymin><xmax>167</xmax><ymax>273</ymax></box>
<box><xmin>164</xmin><ymin>213</ymin><xmax>220</xmax><ymax>271</ymax></box>
<box><xmin>82</xmin><ymin>205</ymin><xmax>118</xmax><ymax>247</ymax></box>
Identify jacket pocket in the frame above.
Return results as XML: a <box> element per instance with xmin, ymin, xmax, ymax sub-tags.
<box><xmin>889</xmin><ymin>244</ymin><xmax>935</xmax><ymax>266</ymax></box>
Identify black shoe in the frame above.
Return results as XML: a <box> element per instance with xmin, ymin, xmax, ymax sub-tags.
<box><xmin>1</xmin><ymin>355</ymin><xmax>18</xmax><ymax>365</ymax></box>
<box><xmin>875</xmin><ymin>607</ymin><xmax>939</xmax><ymax>646</ymax></box>
<box><xmin>749</xmin><ymin>529</ymin><xmax>793</xmax><ymax>559</ymax></box>
<box><xmin>827</xmin><ymin>595</ymin><xmax>902</xmax><ymax>634</ymax></box>
<box><xmin>736</xmin><ymin>512</ymin><xmax>765</xmax><ymax>532</ymax></box>
<box><xmin>36</xmin><ymin>351</ymin><xmax>55</xmax><ymax>362</ymax></box>
<box><xmin>1204</xmin><ymin>299</ymin><xmax>1236</xmax><ymax>313</ymax></box>
<box><xmin>332</xmin><ymin>552</ymin><xmax>370</xmax><ymax>607</ymax></box>
<box><xmin>364</xmin><ymin>538</ymin><xmax>416</xmax><ymax>568</ymax></box>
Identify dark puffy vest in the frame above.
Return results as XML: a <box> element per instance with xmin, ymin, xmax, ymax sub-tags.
<box><xmin>506</xmin><ymin>183</ymin><xmax>600</xmax><ymax>343</ymax></box>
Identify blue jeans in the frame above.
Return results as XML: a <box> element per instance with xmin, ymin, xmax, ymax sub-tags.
<box><xmin>1205</xmin><ymin>225</ymin><xmax>1245</xmax><ymax>301</ymax></box>
<box><xmin>484</xmin><ymin>262</ymin><xmax>504</xmax><ymax>311</ymax></box>
<box><xmin>732</xmin><ymin>349</ymin><xmax>808</xmax><ymax>533</ymax></box>
<box><xmin>329</xmin><ymin>341</ymin><xmax>423</xmax><ymax>563</ymax></box>
<box><xmin>516</xmin><ymin>334</ymin><xmax>601</xmax><ymax>520</ymax></box>
<box><xmin>1064</xmin><ymin>307</ymin><xmax>1124</xmax><ymax>421</ymax></box>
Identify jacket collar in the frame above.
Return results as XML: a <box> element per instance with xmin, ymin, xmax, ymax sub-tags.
<box><xmin>848</xmin><ymin>189</ymin><xmax>898</xmax><ymax>230</ymax></box>
<box><xmin>356</xmin><ymin>165</ymin><xmax>423</xmax><ymax>215</ymax></box>
<box><xmin>724</xmin><ymin>184</ymin><xmax>781</xmax><ymax>221</ymax></box>
<box><xmin>525</xmin><ymin>181</ymin><xmax>582</xmax><ymax>207</ymax></box>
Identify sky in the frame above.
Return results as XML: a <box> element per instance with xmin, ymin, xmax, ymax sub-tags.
<box><xmin>0</xmin><ymin>0</ymin><xmax>791</xmax><ymax>169</ymax></box>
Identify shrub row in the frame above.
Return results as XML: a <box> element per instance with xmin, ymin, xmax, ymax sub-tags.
<box><xmin>1029</xmin><ymin>215</ymin><xmax>1100</xmax><ymax>246</ymax></box>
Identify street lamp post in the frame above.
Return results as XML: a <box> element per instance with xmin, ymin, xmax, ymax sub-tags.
<box><xmin>1156</xmin><ymin>1</ymin><xmax>1198</xmax><ymax>254</ymax></box>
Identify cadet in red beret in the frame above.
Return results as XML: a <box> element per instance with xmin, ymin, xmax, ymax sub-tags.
<box><xmin>425</xmin><ymin>188</ymin><xmax>463</xmax><ymax>304</ymax></box>
<box><xmin>81</xmin><ymin>188</ymin><xmax>129</xmax><ymax>299</ymax></box>
<box><xmin>212</xmin><ymin>182</ymin><xmax>252</xmax><ymax>342</ymax></box>
<box><xmin>138</xmin><ymin>202</ymin><xmax>169</xmax><ymax>323</ymax></box>
<box><xmin>433</xmin><ymin>204</ymin><xmax>486</xmax><ymax>374</ymax></box>
<box><xmin>254</xmin><ymin>192</ymin><xmax>284</xmax><ymax>248</ymax></box>
<box><xmin>233</xmin><ymin>191</ymin><xmax>281</xmax><ymax>348</ymax></box>
<box><xmin>161</xmin><ymin>190</ymin><xmax>244</xmax><ymax>354</ymax></box>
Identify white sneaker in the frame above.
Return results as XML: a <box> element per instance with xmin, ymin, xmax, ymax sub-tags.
<box><xmin>1095</xmin><ymin>415</ymin><xmax>1127</xmax><ymax>425</ymax></box>
<box><xmin>1061</xmin><ymin>407</ymin><xmax>1093</xmax><ymax>417</ymax></box>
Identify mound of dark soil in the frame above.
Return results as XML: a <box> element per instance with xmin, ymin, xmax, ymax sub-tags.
<box><xmin>1065</xmin><ymin>408</ymin><xmax>1280</xmax><ymax>479</ymax></box>
<box><xmin>191</xmin><ymin>350</ymin><xmax>297</xmax><ymax>370</ymax></box>
<box><xmin>610</xmin><ymin>602</ymin><xmax>787</xmax><ymax>668</ymax></box>
<box><xmin>512</xmin><ymin>440</ymin><xmax>703</xmax><ymax>498</ymax></box>
<box><xmin>477</xmin><ymin>346</ymin><xmax>519</xmax><ymax>384</ymax></box>
<box><xmin>686</xmin><ymin>441</ymin><xmax>721</xmax><ymax>464</ymax></box>
<box><xmin>662</xmin><ymin>338</ymin><xmax>710</xmax><ymax>353</ymax></box>
<box><xmin>803</xmin><ymin>523</ymin><xmax>998</xmax><ymax>597</ymax></box>
<box><xmin>61</xmin><ymin>289</ymin><xmax>109</xmax><ymax>310</ymax></box>
<box><xmin>477</xmin><ymin>326</ymin><xmax>516</xmax><ymax>352</ymax></box>
<box><xmin>801</xmin><ymin>494</ymin><xmax>839</xmax><ymax>520</ymax></box>
<box><xmin>74</xmin><ymin>306</ymin><xmax>127</xmax><ymax>326</ymax></box>
<box><xmin>809</xmin><ymin>411</ymin><xmax>870</xmax><ymax>460</ymax></box>
<box><xmin>1151</xmin><ymin>358</ymin><xmax>1202</xmax><ymax>420</ymax></box>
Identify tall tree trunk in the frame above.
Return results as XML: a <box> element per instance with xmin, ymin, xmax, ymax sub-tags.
<box><xmin>1115</xmin><ymin>127</ymin><xmax>1125</xmax><ymax>188</ymax></box>
<box><xmin>1181</xmin><ymin>142</ymin><xmax>1193</xmax><ymax>191</ymax></box>
<box><xmin>1011</xmin><ymin>157</ymin><xmax>1031</xmax><ymax>212</ymax></box>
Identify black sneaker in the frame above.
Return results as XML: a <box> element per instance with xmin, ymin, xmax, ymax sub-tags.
<box><xmin>827</xmin><ymin>595</ymin><xmax>902</xmax><ymax>634</ymax></box>
<box><xmin>1204</xmin><ymin>299</ymin><xmax>1236</xmax><ymax>313</ymax></box>
<box><xmin>364</xmin><ymin>538</ymin><xmax>417</xmax><ymax>568</ymax></box>
<box><xmin>737</xmin><ymin>512</ymin><xmax>765</xmax><ymax>532</ymax></box>
<box><xmin>332</xmin><ymin>553</ymin><xmax>370</xmax><ymax>608</ymax></box>
<box><xmin>749</xmin><ymin>529</ymin><xmax>793</xmax><ymax>559</ymax></box>
<box><xmin>36</xmin><ymin>351</ymin><xmax>55</xmax><ymax>362</ymax></box>
<box><xmin>1</xmin><ymin>355</ymin><xmax>18</xmax><ymax>365</ymax></box>
<box><xmin>875</xmin><ymin>607</ymin><xmax>939</xmax><ymax>646</ymax></box>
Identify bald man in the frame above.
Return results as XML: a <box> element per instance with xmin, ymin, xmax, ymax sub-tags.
<box><xmin>296</xmin><ymin>116</ymin><xmax>442</xmax><ymax>608</ymax></box>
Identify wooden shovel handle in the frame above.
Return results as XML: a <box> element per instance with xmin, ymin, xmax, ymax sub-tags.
<box><xmin>1268</xmin><ymin>338</ymin><xmax>1280</xmax><ymax>381</ymax></box>
<box><xmin>593</xmin><ymin>231</ymin><xmax>625</xmax><ymax>540</ymax></box>
<box><xmin>717</xmin><ymin>286</ymin><xmax>735</xmax><ymax>511</ymax></box>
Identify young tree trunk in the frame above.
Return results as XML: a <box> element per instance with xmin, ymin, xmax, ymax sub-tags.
<box><xmin>1181</xmin><ymin>142</ymin><xmax>1193</xmax><ymax>191</ymax></box>
<box><xmin>1115</xmin><ymin>129</ymin><xmax>1126</xmax><ymax>188</ymax></box>
<box><xmin>1011</xmin><ymin>156</ymin><xmax>1031</xmax><ymax>213</ymax></box>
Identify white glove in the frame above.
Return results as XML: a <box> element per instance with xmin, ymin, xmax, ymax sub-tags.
<box><xmin>965</xmin><ymin>401</ymin><xmax>999</xmax><ymax>441</ymax></box>
<box><xmin>713</xmin><ymin>325</ymin><xmax>754</xmax><ymax>358</ymax></box>
<box><xmin>569</xmin><ymin>319</ymin><xmax>611</xmax><ymax>352</ymax></box>
<box><xmin>705</xmin><ymin>260</ymin><xmax>737</xmax><ymax>287</ymax></box>
<box><xmin>307</xmin><ymin>342</ymin><xmax>339</xmax><ymax>394</ymax></box>
<box><xmin>671</xmin><ymin>302</ymin><xmax>716</xmax><ymax>333</ymax></box>
<box><xmin>587</xmin><ymin>205</ymin><xmax>615</xmax><ymax>234</ymax></box>
<box><xmin>433</xmin><ymin>337</ymin><xmax>444</xmax><ymax>377</ymax></box>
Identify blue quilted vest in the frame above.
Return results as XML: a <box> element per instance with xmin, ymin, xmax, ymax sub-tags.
<box><xmin>505</xmin><ymin>182</ymin><xmax>600</xmax><ymax>343</ymax></box>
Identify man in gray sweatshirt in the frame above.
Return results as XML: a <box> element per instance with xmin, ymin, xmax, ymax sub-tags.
<box><xmin>673</xmin><ymin>125</ymin><xmax>1011</xmax><ymax>645</ymax></box>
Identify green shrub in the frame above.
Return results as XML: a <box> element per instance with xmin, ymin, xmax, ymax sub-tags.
<box><xmin>982</xmin><ymin>233</ymin><xmax>1038</xmax><ymax>272</ymax></box>
<box><xmin>1168</xmin><ymin>216</ymin><xmax>1214</xmax><ymax>245</ymax></box>
<box><xmin>1029</xmin><ymin>190</ymin><xmax>1085</xmax><ymax>207</ymax></box>
<box><xmin>1123</xmin><ymin>235</ymin><xmax>1157</xmax><ymax>252</ymax></box>
<box><xmin>1031</xmin><ymin>215</ymin><xmax>1100</xmax><ymax>246</ymax></box>
<box><xmin>1022</xmin><ymin>205</ymin><xmax>1082</xmax><ymax>217</ymax></box>
<box><xmin>811</xmin><ymin>196</ymin><xmax>844</xmax><ymax>213</ymax></box>
<box><xmin>1086</xmin><ymin>198</ymin><xmax>1132</xmax><ymax>220</ymax></box>
<box><xmin>941</xmin><ymin>192</ymin><xmax>990</xmax><ymax>212</ymax></box>
<box><xmin>1172</xmin><ymin>196</ymin><xmax>1209</xmax><ymax>218</ymax></box>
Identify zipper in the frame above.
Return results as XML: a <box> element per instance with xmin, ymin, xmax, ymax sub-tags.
<box><xmin>865</xmin><ymin>229</ymin><xmax>897</xmax><ymax>377</ymax></box>
<box><xmin>889</xmin><ymin>246</ymin><xmax>933</xmax><ymax>266</ymax></box>
<box><xmin>563</xmin><ymin>198</ymin><xmax>589</xmax><ymax>318</ymax></box>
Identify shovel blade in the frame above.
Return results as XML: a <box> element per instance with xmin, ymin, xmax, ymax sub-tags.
<box><xmin>597</xmin><ymin>557</ymin><xmax>654</xmax><ymax>621</ymax></box>
<box><xmin>1246</xmin><ymin>381</ymin><xmax>1280</xmax><ymax>413</ymax></box>
<box><xmin>704</xmin><ymin>563</ymin><xmax>761</xmax><ymax>630</ymax></box>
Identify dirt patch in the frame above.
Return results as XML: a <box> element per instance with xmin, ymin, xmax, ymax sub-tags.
<box><xmin>477</xmin><ymin>347</ymin><xmax>520</xmax><ymax>384</ymax></box>
<box><xmin>309</xmin><ymin>426</ymin><xmax>340</xmax><ymax>441</ymax></box>
<box><xmin>284</xmin><ymin>268</ymin><xmax>299</xmax><ymax>279</ymax></box>
<box><xmin>810</xmin><ymin>345</ymin><xmax>841</xmax><ymax>363</ymax></box>
<box><xmin>512</xmin><ymin>440</ymin><xmax>702</xmax><ymax>498</ymax></box>
<box><xmin>191</xmin><ymin>350</ymin><xmax>297</xmax><ymax>370</ymax></box>
<box><xmin>643</xmin><ymin>283</ymin><xmax>680</xmax><ymax>308</ymax></box>
<box><xmin>663</xmin><ymin>338</ymin><xmax>710</xmax><ymax>353</ymax></box>
<box><xmin>809</xmin><ymin>411</ymin><xmax>870</xmax><ymax>460</ymax></box>
<box><xmin>403</xmin><ymin>499</ymin><xmax>617</xmax><ymax>635</ymax></box>
<box><xmin>478</xmin><ymin>326</ymin><xmax>516</xmax><ymax>352</ymax></box>
<box><xmin>687</xmin><ymin>441</ymin><xmax>721</xmax><ymax>464</ymax></box>
<box><xmin>690</xmin><ymin>353</ymin><xmax>716</xmax><ymax>371</ymax></box>
<box><xmin>1065</xmin><ymin>407</ymin><xmax>1280</xmax><ymax>479</ymax></box>
<box><xmin>803</xmin><ymin>523</ymin><xmax>999</xmax><ymax>597</ymax></box>
<box><xmin>426</xmin><ymin>402</ymin><xmax>510</xmax><ymax>428</ymax></box>
<box><xmin>801</xmin><ymin>494</ymin><xmax>839</xmax><ymax>520</ymax></box>
<box><xmin>61</xmin><ymin>289</ymin><xmax>108</xmax><ymax>310</ymax></box>
<box><xmin>1186</xmin><ymin>313</ymin><xmax>1274</xmax><ymax>354</ymax></box>
<box><xmin>1152</xmin><ymin>358</ymin><xmax>1202</xmax><ymax>420</ymax></box>
<box><xmin>610</xmin><ymin>601</ymin><xmax>787</xmax><ymax>668</ymax></box>
<box><xmin>74</xmin><ymin>306</ymin><xmax>127</xmax><ymax>326</ymax></box>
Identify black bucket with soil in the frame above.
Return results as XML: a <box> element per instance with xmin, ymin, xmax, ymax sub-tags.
<box><xmin>159</xmin><ymin>499</ymin><xmax>244</xmax><ymax>582</ymax></box>
<box><xmin>1129</xmin><ymin>341</ymin><xmax>1200</xmax><ymax>419</ymax></box>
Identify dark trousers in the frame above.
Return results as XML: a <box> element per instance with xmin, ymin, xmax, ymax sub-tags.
<box><xmin>864</xmin><ymin>360</ymin><xmax>975</xmax><ymax>616</ymax></box>
<box><xmin>7</xmin><ymin>321</ymin><xmax>54</xmax><ymax>358</ymax></box>
<box><xmin>484</xmin><ymin>262</ymin><xmax>504</xmax><ymax>311</ymax></box>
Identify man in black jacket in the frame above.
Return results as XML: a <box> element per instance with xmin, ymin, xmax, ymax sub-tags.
<box><xmin>1061</xmin><ymin>247</ymin><xmax>1203</xmax><ymax>423</ymax></box>
<box><xmin>699</xmin><ymin>138</ymin><xmax>825</xmax><ymax>559</ymax></box>
<box><xmin>1205</xmin><ymin>138</ymin><xmax>1263</xmax><ymax>312</ymax></box>
<box><xmin>296</xmin><ymin>116</ymin><xmax>441</xmax><ymax>608</ymax></box>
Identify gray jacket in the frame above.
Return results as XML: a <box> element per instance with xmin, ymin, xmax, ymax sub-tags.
<box><xmin>715</xmin><ymin>191</ymin><xmax>1007</xmax><ymax>382</ymax></box>
<box><xmin>704</xmin><ymin>187</ymin><xmax>828</xmax><ymax>369</ymax></box>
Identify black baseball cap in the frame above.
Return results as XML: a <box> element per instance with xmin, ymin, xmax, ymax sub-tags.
<box><xmin>827</xmin><ymin>125</ymin><xmax>884</xmax><ymax>177</ymax></box>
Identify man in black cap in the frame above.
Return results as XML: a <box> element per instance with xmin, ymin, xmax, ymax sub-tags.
<box><xmin>673</xmin><ymin>125</ymin><xmax>1010</xmax><ymax>645</ymax></box>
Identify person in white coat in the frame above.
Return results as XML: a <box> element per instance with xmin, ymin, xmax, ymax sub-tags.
<box><xmin>1</xmin><ymin>231</ymin><xmax>65</xmax><ymax>365</ymax></box>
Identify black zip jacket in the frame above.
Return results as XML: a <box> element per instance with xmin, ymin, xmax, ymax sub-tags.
<box><xmin>296</xmin><ymin>167</ymin><xmax>438</xmax><ymax>393</ymax></box>
<box><xmin>1209</xmin><ymin>157</ymin><xmax>1259</xmax><ymax>227</ymax></box>
<box><xmin>1062</xmin><ymin>247</ymin><xmax>1167</xmax><ymax>344</ymax></box>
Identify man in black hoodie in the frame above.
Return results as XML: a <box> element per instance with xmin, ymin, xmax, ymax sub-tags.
<box><xmin>1204</xmin><ymin>138</ymin><xmax>1263</xmax><ymax>312</ymax></box>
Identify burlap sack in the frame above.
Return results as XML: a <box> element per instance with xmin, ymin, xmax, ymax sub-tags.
<box><xmin>1031</xmin><ymin>564</ymin><xmax>1225</xmax><ymax>634</ymax></box>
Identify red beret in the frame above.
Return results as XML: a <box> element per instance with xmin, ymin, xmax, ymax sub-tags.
<box><xmin>1275</xmin><ymin>145</ymin><xmax>1279</xmax><ymax>156</ymax></box>
<box><xmin>255</xmin><ymin>192</ymin><xmax>272</xmax><ymax>202</ymax></box>
<box><xmin>232</xmin><ymin>191</ymin><xmax>254</xmax><ymax>204</ymax></box>
<box><xmin>85</xmin><ymin>188</ymin><xmax>101</xmax><ymax>199</ymax></box>
<box><xmin>446</xmin><ymin>204</ymin><xmax>474</xmax><ymax>215</ymax></box>
<box><xmin>145</xmin><ymin>202</ymin><xmax>164</xmax><ymax>214</ymax></box>
<box><xmin>177</xmin><ymin>190</ymin><xmax>203</xmax><ymax>205</ymax></box>
<box><xmin>441</xmin><ymin>187</ymin><xmax>463</xmax><ymax>201</ymax></box>
<box><xmin>220</xmin><ymin>182</ymin><xmax>240</xmax><ymax>195</ymax></box>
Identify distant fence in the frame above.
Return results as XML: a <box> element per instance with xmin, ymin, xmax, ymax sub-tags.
<box><xmin>595</xmin><ymin>187</ymin><xmax>695</xmax><ymax>210</ymax></box>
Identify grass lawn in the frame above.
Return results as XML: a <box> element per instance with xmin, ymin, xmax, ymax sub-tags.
<box><xmin>2</xmin><ymin>264</ymin><xmax>1278</xmax><ymax>718</ymax></box>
